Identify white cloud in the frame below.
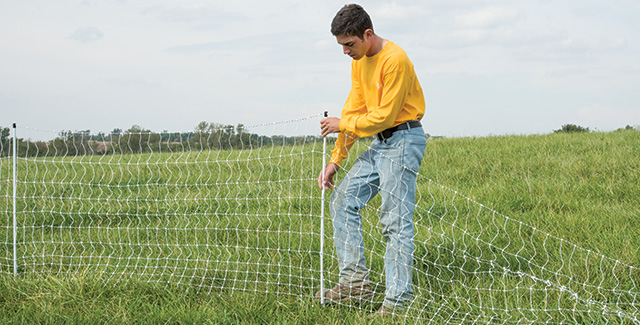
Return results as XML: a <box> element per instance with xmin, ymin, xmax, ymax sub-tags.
<box><xmin>372</xmin><ymin>2</ymin><xmax>429</xmax><ymax>20</ymax></box>
<box><xmin>141</xmin><ymin>3</ymin><xmax>238</xmax><ymax>24</ymax></box>
<box><xmin>167</xmin><ymin>4</ymin><xmax>219</xmax><ymax>22</ymax></box>
<box><xmin>82</xmin><ymin>0</ymin><xmax>127</xmax><ymax>5</ymax></box>
<box><xmin>98</xmin><ymin>77</ymin><xmax>161</xmax><ymax>89</ymax></box>
<box><xmin>545</xmin><ymin>67</ymin><xmax>589</xmax><ymax>77</ymax></box>
<box><xmin>559</xmin><ymin>37</ymin><xmax>591</xmax><ymax>53</ymax></box>
<box><xmin>451</xmin><ymin>29</ymin><xmax>489</xmax><ymax>43</ymax></box>
<box><xmin>68</xmin><ymin>27</ymin><xmax>104</xmax><ymax>43</ymax></box>
<box><xmin>455</xmin><ymin>7</ymin><xmax>520</xmax><ymax>29</ymax></box>
<box><xmin>597</xmin><ymin>36</ymin><xmax>627</xmax><ymax>51</ymax></box>
<box><xmin>313</xmin><ymin>39</ymin><xmax>333</xmax><ymax>50</ymax></box>
<box><xmin>515</xmin><ymin>34</ymin><xmax>626</xmax><ymax>62</ymax></box>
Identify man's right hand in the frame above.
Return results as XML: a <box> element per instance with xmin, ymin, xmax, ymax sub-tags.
<box><xmin>318</xmin><ymin>163</ymin><xmax>340</xmax><ymax>190</ymax></box>
<box><xmin>320</xmin><ymin>117</ymin><xmax>340</xmax><ymax>137</ymax></box>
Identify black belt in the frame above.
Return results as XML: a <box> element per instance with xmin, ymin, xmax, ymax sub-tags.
<box><xmin>376</xmin><ymin>120</ymin><xmax>422</xmax><ymax>141</ymax></box>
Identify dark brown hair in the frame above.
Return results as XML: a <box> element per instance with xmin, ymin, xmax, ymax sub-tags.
<box><xmin>330</xmin><ymin>4</ymin><xmax>373</xmax><ymax>40</ymax></box>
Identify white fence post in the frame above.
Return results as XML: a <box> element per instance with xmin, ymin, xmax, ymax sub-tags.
<box><xmin>12</xmin><ymin>123</ymin><xmax>17</xmax><ymax>276</ymax></box>
<box><xmin>320</xmin><ymin>111</ymin><xmax>328</xmax><ymax>304</ymax></box>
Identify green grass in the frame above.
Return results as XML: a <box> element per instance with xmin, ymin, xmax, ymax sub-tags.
<box><xmin>0</xmin><ymin>273</ymin><xmax>381</xmax><ymax>324</ymax></box>
<box><xmin>1</xmin><ymin>129</ymin><xmax>639</xmax><ymax>324</ymax></box>
<box><xmin>422</xmin><ymin>130</ymin><xmax>640</xmax><ymax>265</ymax></box>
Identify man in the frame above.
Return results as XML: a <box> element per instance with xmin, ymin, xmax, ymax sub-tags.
<box><xmin>316</xmin><ymin>4</ymin><xmax>427</xmax><ymax>314</ymax></box>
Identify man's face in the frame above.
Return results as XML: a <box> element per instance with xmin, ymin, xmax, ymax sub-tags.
<box><xmin>336</xmin><ymin>32</ymin><xmax>370</xmax><ymax>60</ymax></box>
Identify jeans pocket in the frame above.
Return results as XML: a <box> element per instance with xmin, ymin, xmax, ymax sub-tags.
<box><xmin>382</xmin><ymin>138</ymin><xmax>403</xmax><ymax>150</ymax></box>
<box><xmin>381</xmin><ymin>132</ymin><xmax>405</xmax><ymax>149</ymax></box>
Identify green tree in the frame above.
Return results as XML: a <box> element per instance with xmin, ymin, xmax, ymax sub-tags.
<box><xmin>193</xmin><ymin>121</ymin><xmax>210</xmax><ymax>149</ymax></box>
<box><xmin>616</xmin><ymin>125</ymin><xmax>638</xmax><ymax>131</ymax></box>
<box><xmin>1</xmin><ymin>127</ymin><xmax>11</xmax><ymax>157</ymax></box>
<box><xmin>554</xmin><ymin>124</ymin><xmax>590</xmax><ymax>133</ymax></box>
<box><xmin>111</xmin><ymin>128</ymin><xmax>123</xmax><ymax>138</ymax></box>
<box><xmin>1</xmin><ymin>127</ymin><xmax>10</xmax><ymax>143</ymax></box>
<box><xmin>115</xmin><ymin>125</ymin><xmax>157</xmax><ymax>154</ymax></box>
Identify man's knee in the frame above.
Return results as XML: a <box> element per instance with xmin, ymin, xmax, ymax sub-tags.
<box><xmin>380</xmin><ymin>213</ymin><xmax>414</xmax><ymax>241</ymax></box>
<box><xmin>330</xmin><ymin>189</ymin><xmax>365</xmax><ymax>218</ymax></box>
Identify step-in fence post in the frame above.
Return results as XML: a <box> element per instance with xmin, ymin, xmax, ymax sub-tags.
<box><xmin>12</xmin><ymin>123</ymin><xmax>17</xmax><ymax>276</ymax></box>
<box><xmin>320</xmin><ymin>111</ymin><xmax>328</xmax><ymax>304</ymax></box>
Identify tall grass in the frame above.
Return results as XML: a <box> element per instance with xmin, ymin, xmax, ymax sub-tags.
<box><xmin>422</xmin><ymin>130</ymin><xmax>639</xmax><ymax>266</ymax></box>
<box><xmin>1</xmin><ymin>129</ymin><xmax>639</xmax><ymax>324</ymax></box>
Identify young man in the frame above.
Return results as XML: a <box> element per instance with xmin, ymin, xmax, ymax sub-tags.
<box><xmin>316</xmin><ymin>4</ymin><xmax>427</xmax><ymax>314</ymax></box>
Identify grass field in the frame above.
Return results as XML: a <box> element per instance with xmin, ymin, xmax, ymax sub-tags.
<box><xmin>1</xmin><ymin>128</ymin><xmax>639</xmax><ymax>324</ymax></box>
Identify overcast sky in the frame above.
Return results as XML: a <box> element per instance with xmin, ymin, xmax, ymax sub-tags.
<box><xmin>2</xmin><ymin>0</ymin><xmax>639</xmax><ymax>138</ymax></box>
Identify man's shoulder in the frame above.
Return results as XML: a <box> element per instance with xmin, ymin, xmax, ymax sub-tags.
<box><xmin>385</xmin><ymin>41</ymin><xmax>406</xmax><ymax>54</ymax></box>
<box><xmin>381</xmin><ymin>41</ymin><xmax>412</xmax><ymax>68</ymax></box>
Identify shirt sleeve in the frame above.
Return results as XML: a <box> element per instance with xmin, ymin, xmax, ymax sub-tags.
<box><xmin>338</xmin><ymin>65</ymin><xmax>367</xmax><ymax>135</ymax></box>
<box><xmin>330</xmin><ymin>64</ymin><xmax>365</xmax><ymax>166</ymax></box>
<box><xmin>329</xmin><ymin>131</ymin><xmax>358</xmax><ymax>166</ymax></box>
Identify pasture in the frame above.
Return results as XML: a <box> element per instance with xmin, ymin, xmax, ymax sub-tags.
<box><xmin>1</xmin><ymin>128</ymin><xmax>638</xmax><ymax>324</ymax></box>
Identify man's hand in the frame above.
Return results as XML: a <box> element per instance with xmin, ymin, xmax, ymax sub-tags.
<box><xmin>320</xmin><ymin>117</ymin><xmax>340</xmax><ymax>137</ymax></box>
<box><xmin>318</xmin><ymin>163</ymin><xmax>340</xmax><ymax>190</ymax></box>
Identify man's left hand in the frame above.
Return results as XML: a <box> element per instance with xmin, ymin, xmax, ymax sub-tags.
<box><xmin>320</xmin><ymin>117</ymin><xmax>340</xmax><ymax>137</ymax></box>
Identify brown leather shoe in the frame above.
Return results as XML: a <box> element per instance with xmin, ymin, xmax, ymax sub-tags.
<box><xmin>314</xmin><ymin>282</ymin><xmax>373</xmax><ymax>303</ymax></box>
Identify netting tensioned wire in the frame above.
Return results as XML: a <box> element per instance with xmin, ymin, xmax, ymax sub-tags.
<box><xmin>0</xmin><ymin>115</ymin><xmax>638</xmax><ymax>323</ymax></box>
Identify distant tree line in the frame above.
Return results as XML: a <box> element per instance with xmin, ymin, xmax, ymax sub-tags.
<box><xmin>2</xmin><ymin>123</ymin><xmax>638</xmax><ymax>158</ymax></box>
<box><xmin>554</xmin><ymin>124</ymin><xmax>639</xmax><ymax>134</ymax></box>
<box><xmin>0</xmin><ymin>122</ymin><xmax>327</xmax><ymax>158</ymax></box>
<box><xmin>554</xmin><ymin>124</ymin><xmax>590</xmax><ymax>133</ymax></box>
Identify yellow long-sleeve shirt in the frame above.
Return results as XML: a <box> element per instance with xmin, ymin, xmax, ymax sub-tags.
<box><xmin>330</xmin><ymin>40</ymin><xmax>425</xmax><ymax>166</ymax></box>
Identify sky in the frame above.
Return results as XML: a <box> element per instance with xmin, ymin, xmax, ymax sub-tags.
<box><xmin>1</xmin><ymin>0</ymin><xmax>639</xmax><ymax>138</ymax></box>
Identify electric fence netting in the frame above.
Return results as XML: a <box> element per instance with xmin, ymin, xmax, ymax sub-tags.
<box><xmin>1</xmin><ymin>115</ymin><xmax>638</xmax><ymax>323</ymax></box>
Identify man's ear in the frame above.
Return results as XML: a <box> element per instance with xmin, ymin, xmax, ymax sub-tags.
<box><xmin>364</xmin><ymin>29</ymin><xmax>374</xmax><ymax>39</ymax></box>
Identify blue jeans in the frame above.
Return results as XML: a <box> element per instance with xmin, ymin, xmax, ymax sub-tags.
<box><xmin>330</xmin><ymin>125</ymin><xmax>427</xmax><ymax>308</ymax></box>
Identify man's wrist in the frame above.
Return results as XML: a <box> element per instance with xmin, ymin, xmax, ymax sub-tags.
<box><xmin>338</xmin><ymin>118</ymin><xmax>345</xmax><ymax>133</ymax></box>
